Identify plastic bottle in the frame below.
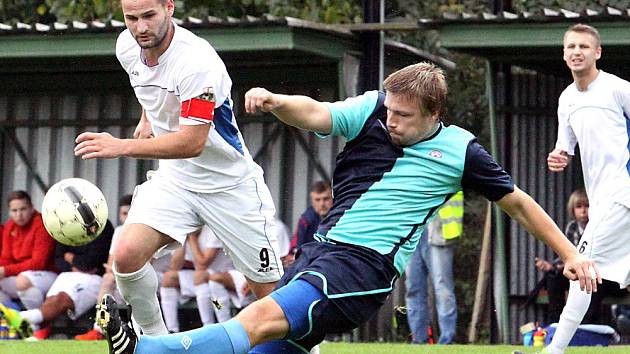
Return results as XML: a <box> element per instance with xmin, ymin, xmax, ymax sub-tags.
<box><xmin>533</xmin><ymin>328</ymin><xmax>546</xmax><ymax>348</ymax></box>
<box><xmin>0</xmin><ymin>317</ymin><xmax>8</xmax><ymax>339</ymax></box>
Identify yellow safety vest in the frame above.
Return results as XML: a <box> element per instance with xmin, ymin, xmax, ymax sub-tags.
<box><xmin>437</xmin><ymin>191</ymin><xmax>464</xmax><ymax>240</ymax></box>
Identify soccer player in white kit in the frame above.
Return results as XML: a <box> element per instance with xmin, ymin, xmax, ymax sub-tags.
<box><xmin>73</xmin><ymin>0</ymin><xmax>282</xmax><ymax>339</ymax></box>
<box><xmin>542</xmin><ymin>23</ymin><xmax>630</xmax><ymax>354</ymax></box>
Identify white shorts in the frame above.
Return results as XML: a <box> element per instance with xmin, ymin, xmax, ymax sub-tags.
<box><xmin>126</xmin><ymin>175</ymin><xmax>283</xmax><ymax>283</ymax></box>
<box><xmin>578</xmin><ymin>202</ymin><xmax>630</xmax><ymax>288</ymax></box>
<box><xmin>0</xmin><ymin>271</ymin><xmax>57</xmax><ymax>298</ymax></box>
<box><xmin>177</xmin><ymin>269</ymin><xmax>196</xmax><ymax>303</ymax></box>
<box><xmin>47</xmin><ymin>272</ymin><xmax>102</xmax><ymax>320</ymax></box>
<box><xmin>227</xmin><ymin>270</ymin><xmax>255</xmax><ymax>308</ymax></box>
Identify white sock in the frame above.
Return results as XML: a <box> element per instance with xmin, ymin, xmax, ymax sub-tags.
<box><xmin>17</xmin><ymin>287</ymin><xmax>44</xmax><ymax>310</ymax></box>
<box><xmin>159</xmin><ymin>287</ymin><xmax>180</xmax><ymax>333</ymax></box>
<box><xmin>114</xmin><ymin>263</ymin><xmax>168</xmax><ymax>335</ymax></box>
<box><xmin>548</xmin><ymin>280</ymin><xmax>592</xmax><ymax>354</ymax></box>
<box><xmin>208</xmin><ymin>280</ymin><xmax>232</xmax><ymax>322</ymax></box>
<box><xmin>20</xmin><ymin>309</ymin><xmax>43</xmax><ymax>326</ymax></box>
<box><xmin>194</xmin><ymin>283</ymin><xmax>216</xmax><ymax>325</ymax></box>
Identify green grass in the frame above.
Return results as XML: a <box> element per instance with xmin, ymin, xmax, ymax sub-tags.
<box><xmin>0</xmin><ymin>341</ymin><xmax>629</xmax><ymax>354</ymax></box>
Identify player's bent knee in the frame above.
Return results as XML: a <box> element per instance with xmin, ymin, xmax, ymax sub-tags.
<box><xmin>161</xmin><ymin>271</ymin><xmax>179</xmax><ymax>287</ymax></box>
<box><xmin>15</xmin><ymin>274</ymin><xmax>33</xmax><ymax>291</ymax></box>
<box><xmin>193</xmin><ymin>270</ymin><xmax>209</xmax><ymax>285</ymax></box>
<box><xmin>237</xmin><ymin>297</ymin><xmax>290</xmax><ymax>345</ymax></box>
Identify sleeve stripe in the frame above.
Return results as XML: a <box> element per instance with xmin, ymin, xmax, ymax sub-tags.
<box><xmin>181</xmin><ymin>98</ymin><xmax>215</xmax><ymax>121</ymax></box>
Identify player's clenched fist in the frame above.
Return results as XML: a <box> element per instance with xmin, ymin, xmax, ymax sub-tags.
<box><xmin>547</xmin><ymin>148</ymin><xmax>571</xmax><ymax>172</ymax></box>
<box><xmin>245</xmin><ymin>87</ymin><xmax>280</xmax><ymax>114</ymax></box>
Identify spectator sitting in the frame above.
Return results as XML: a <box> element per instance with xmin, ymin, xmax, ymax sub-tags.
<box><xmin>291</xmin><ymin>180</ymin><xmax>332</xmax><ymax>251</ymax></box>
<box><xmin>160</xmin><ymin>226</ymin><xmax>235</xmax><ymax>332</ymax></box>
<box><xmin>534</xmin><ymin>189</ymin><xmax>589</xmax><ymax>323</ymax></box>
<box><xmin>0</xmin><ymin>219</ymin><xmax>114</xmax><ymax>339</ymax></box>
<box><xmin>534</xmin><ymin>188</ymin><xmax>627</xmax><ymax>324</ymax></box>
<box><xmin>74</xmin><ymin>194</ymin><xmax>132</xmax><ymax>341</ymax></box>
<box><xmin>0</xmin><ymin>191</ymin><xmax>57</xmax><ymax>328</ymax></box>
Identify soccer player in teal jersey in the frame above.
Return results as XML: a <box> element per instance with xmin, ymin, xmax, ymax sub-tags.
<box><xmin>98</xmin><ymin>62</ymin><xmax>599</xmax><ymax>354</ymax></box>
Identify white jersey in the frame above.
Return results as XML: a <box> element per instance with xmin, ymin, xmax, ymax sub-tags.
<box><xmin>184</xmin><ymin>226</ymin><xmax>234</xmax><ymax>273</ymax></box>
<box><xmin>556</xmin><ymin>70</ymin><xmax>630</xmax><ymax>213</ymax></box>
<box><xmin>116</xmin><ymin>23</ymin><xmax>264</xmax><ymax>192</ymax></box>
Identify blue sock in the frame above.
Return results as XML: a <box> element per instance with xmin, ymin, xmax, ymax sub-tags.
<box><xmin>136</xmin><ymin>319</ymin><xmax>250</xmax><ymax>354</ymax></box>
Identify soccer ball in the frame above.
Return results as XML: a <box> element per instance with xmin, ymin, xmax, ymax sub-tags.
<box><xmin>41</xmin><ymin>178</ymin><xmax>108</xmax><ymax>246</ymax></box>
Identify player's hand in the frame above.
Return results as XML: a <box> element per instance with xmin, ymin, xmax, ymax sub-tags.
<box><xmin>244</xmin><ymin>87</ymin><xmax>280</xmax><ymax>114</ymax></box>
<box><xmin>133</xmin><ymin>111</ymin><xmax>154</xmax><ymax>139</ymax></box>
<box><xmin>562</xmin><ymin>254</ymin><xmax>601</xmax><ymax>294</ymax></box>
<box><xmin>534</xmin><ymin>257</ymin><xmax>553</xmax><ymax>272</ymax></box>
<box><xmin>547</xmin><ymin>149</ymin><xmax>570</xmax><ymax>172</ymax></box>
<box><xmin>74</xmin><ymin>132</ymin><xmax>126</xmax><ymax>159</ymax></box>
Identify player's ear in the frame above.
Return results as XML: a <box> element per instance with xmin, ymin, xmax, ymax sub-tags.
<box><xmin>166</xmin><ymin>0</ymin><xmax>175</xmax><ymax>16</ymax></box>
<box><xmin>595</xmin><ymin>46</ymin><xmax>602</xmax><ymax>60</ymax></box>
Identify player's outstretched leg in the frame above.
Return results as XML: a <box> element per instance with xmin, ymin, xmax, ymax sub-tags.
<box><xmin>96</xmin><ymin>294</ymin><xmax>137</xmax><ymax>354</ymax></box>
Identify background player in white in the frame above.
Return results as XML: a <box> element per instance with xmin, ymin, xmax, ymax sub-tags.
<box><xmin>73</xmin><ymin>0</ymin><xmax>282</xmax><ymax>337</ymax></box>
<box><xmin>160</xmin><ymin>226</ymin><xmax>233</xmax><ymax>331</ymax></box>
<box><xmin>539</xmin><ymin>23</ymin><xmax>630</xmax><ymax>354</ymax></box>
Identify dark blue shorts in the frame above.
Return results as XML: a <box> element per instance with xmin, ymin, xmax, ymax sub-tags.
<box><xmin>277</xmin><ymin>241</ymin><xmax>399</xmax><ymax>349</ymax></box>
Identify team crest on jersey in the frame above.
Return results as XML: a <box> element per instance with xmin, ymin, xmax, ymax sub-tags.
<box><xmin>198</xmin><ymin>87</ymin><xmax>215</xmax><ymax>102</ymax></box>
<box><xmin>429</xmin><ymin>150</ymin><xmax>443</xmax><ymax>158</ymax></box>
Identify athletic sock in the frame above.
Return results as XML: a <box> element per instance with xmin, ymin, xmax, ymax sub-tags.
<box><xmin>547</xmin><ymin>280</ymin><xmax>592</xmax><ymax>354</ymax></box>
<box><xmin>115</xmin><ymin>263</ymin><xmax>168</xmax><ymax>335</ymax></box>
<box><xmin>160</xmin><ymin>287</ymin><xmax>181</xmax><ymax>333</ymax></box>
<box><xmin>17</xmin><ymin>287</ymin><xmax>44</xmax><ymax>309</ymax></box>
<box><xmin>20</xmin><ymin>309</ymin><xmax>43</xmax><ymax>326</ymax></box>
<box><xmin>208</xmin><ymin>280</ymin><xmax>232</xmax><ymax>322</ymax></box>
<box><xmin>136</xmin><ymin>318</ymin><xmax>250</xmax><ymax>354</ymax></box>
<box><xmin>194</xmin><ymin>283</ymin><xmax>216</xmax><ymax>325</ymax></box>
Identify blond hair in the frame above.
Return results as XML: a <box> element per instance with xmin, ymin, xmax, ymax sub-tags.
<box><xmin>564</xmin><ymin>23</ymin><xmax>601</xmax><ymax>47</ymax></box>
<box><xmin>383</xmin><ymin>62</ymin><xmax>447</xmax><ymax>116</ymax></box>
<box><xmin>566</xmin><ymin>188</ymin><xmax>588</xmax><ymax>220</ymax></box>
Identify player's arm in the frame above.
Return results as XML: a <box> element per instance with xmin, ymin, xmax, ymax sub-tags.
<box><xmin>169</xmin><ymin>245</ymin><xmax>186</xmax><ymax>271</ymax></box>
<box><xmin>496</xmin><ymin>187</ymin><xmax>600</xmax><ymax>293</ymax></box>
<box><xmin>74</xmin><ymin>123</ymin><xmax>210</xmax><ymax>160</ymax></box>
<box><xmin>188</xmin><ymin>231</ymin><xmax>219</xmax><ymax>270</ymax></box>
<box><xmin>244</xmin><ymin>87</ymin><xmax>332</xmax><ymax>134</ymax></box>
<box><xmin>133</xmin><ymin>109</ymin><xmax>154</xmax><ymax>139</ymax></box>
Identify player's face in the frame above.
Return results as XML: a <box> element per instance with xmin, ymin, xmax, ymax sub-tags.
<box><xmin>385</xmin><ymin>93</ymin><xmax>439</xmax><ymax>146</ymax></box>
<box><xmin>310</xmin><ymin>189</ymin><xmax>332</xmax><ymax>218</ymax></box>
<box><xmin>122</xmin><ymin>0</ymin><xmax>174</xmax><ymax>49</ymax></box>
<box><xmin>118</xmin><ymin>204</ymin><xmax>130</xmax><ymax>225</ymax></box>
<box><xmin>573</xmin><ymin>200</ymin><xmax>589</xmax><ymax>225</ymax></box>
<box><xmin>8</xmin><ymin>198</ymin><xmax>34</xmax><ymax>227</ymax></box>
<box><xmin>563</xmin><ymin>31</ymin><xmax>601</xmax><ymax>76</ymax></box>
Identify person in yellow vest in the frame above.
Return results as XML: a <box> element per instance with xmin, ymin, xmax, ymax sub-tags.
<box><xmin>405</xmin><ymin>191</ymin><xmax>463</xmax><ymax>344</ymax></box>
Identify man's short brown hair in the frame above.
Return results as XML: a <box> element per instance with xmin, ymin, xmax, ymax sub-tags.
<box><xmin>7</xmin><ymin>190</ymin><xmax>32</xmax><ymax>206</ymax></box>
<box><xmin>383</xmin><ymin>61</ymin><xmax>447</xmax><ymax>116</ymax></box>
<box><xmin>564</xmin><ymin>23</ymin><xmax>601</xmax><ymax>47</ymax></box>
<box><xmin>310</xmin><ymin>180</ymin><xmax>331</xmax><ymax>194</ymax></box>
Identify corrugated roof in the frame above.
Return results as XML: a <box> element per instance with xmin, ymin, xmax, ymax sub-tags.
<box><xmin>422</xmin><ymin>6</ymin><xmax>630</xmax><ymax>25</ymax></box>
<box><xmin>0</xmin><ymin>14</ymin><xmax>355</xmax><ymax>37</ymax></box>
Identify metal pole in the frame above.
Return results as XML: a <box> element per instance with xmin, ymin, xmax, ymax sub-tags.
<box><xmin>378</xmin><ymin>0</ymin><xmax>384</xmax><ymax>90</ymax></box>
<box><xmin>486</xmin><ymin>60</ymin><xmax>510</xmax><ymax>343</ymax></box>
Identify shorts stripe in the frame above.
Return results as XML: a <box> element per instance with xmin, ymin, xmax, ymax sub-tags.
<box><xmin>253</xmin><ymin>178</ymin><xmax>283</xmax><ymax>280</ymax></box>
<box><xmin>290</xmin><ymin>270</ymin><xmax>395</xmax><ymax>299</ymax></box>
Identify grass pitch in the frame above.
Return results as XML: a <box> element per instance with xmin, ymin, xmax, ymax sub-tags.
<box><xmin>0</xmin><ymin>340</ymin><xmax>629</xmax><ymax>353</ymax></box>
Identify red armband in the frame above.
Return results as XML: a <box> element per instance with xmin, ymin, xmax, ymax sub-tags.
<box><xmin>181</xmin><ymin>98</ymin><xmax>215</xmax><ymax>122</ymax></box>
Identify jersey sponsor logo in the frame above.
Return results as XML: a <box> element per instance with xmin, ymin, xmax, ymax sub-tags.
<box><xmin>429</xmin><ymin>149</ymin><xmax>443</xmax><ymax>158</ymax></box>
<box><xmin>257</xmin><ymin>266</ymin><xmax>277</xmax><ymax>273</ymax></box>
<box><xmin>181</xmin><ymin>87</ymin><xmax>216</xmax><ymax>122</ymax></box>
